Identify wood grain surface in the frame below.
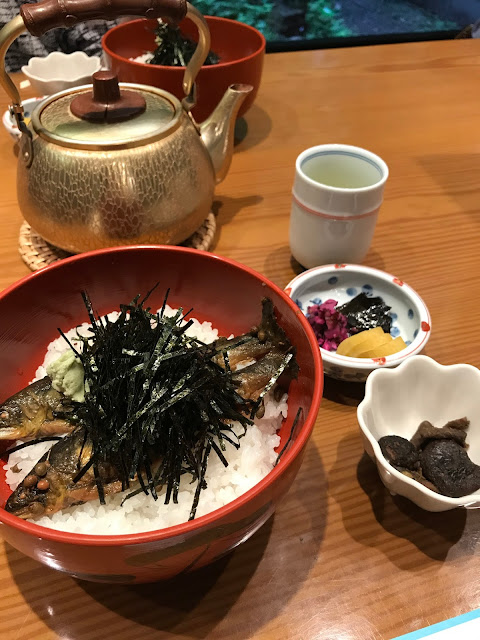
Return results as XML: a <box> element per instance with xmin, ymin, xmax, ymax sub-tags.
<box><xmin>1</xmin><ymin>39</ymin><xmax>480</xmax><ymax>640</ymax></box>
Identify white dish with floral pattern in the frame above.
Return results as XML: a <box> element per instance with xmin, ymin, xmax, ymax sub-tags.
<box><xmin>284</xmin><ymin>263</ymin><xmax>431</xmax><ymax>382</ymax></box>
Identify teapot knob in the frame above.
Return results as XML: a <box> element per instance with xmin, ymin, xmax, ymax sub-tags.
<box><xmin>70</xmin><ymin>70</ymin><xmax>146</xmax><ymax>123</ymax></box>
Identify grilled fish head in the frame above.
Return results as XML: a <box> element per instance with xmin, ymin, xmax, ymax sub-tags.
<box><xmin>5</xmin><ymin>428</ymin><xmax>122</xmax><ymax>519</ymax></box>
<box><xmin>5</xmin><ymin>429</ymin><xmax>88</xmax><ymax>518</ymax></box>
<box><xmin>255</xmin><ymin>297</ymin><xmax>290</xmax><ymax>347</ymax></box>
<box><xmin>5</xmin><ymin>452</ymin><xmax>52</xmax><ymax>518</ymax></box>
<box><xmin>0</xmin><ymin>377</ymin><xmax>76</xmax><ymax>440</ymax></box>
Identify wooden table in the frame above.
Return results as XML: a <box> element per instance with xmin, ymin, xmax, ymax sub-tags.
<box><xmin>1</xmin><ymin>38</ymin><xmax>480</xmax><ymax>640</ymax></box>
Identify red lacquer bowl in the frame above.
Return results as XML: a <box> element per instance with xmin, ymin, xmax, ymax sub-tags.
<box><xmin>102</xmin><ymin>16</ymin><xmax>265</xmax><ymax>122</ymax></box>
<box><xmin>0</xmin><ymin>246</ymin><xmax>322</xmax><ymax>583</ymax></box>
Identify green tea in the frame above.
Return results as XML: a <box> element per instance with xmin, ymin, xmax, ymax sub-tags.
<box><xmin>301</xmin><ymin>152</ymin><xmax>383</xmax><ymax>189</ymax></box>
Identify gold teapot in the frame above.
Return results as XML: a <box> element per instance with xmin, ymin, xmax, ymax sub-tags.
<box><xmin>0</xmin><ymin>0</ymin><xmax>252</xmax><ymax>252</ymax></box>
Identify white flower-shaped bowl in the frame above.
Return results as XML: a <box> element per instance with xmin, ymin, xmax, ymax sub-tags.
<box><xmin>357</xmin><ymin>355</ymin><xmax>480</xmax><ymax>512</ymax></box>
<box><xmin>21</xmin><ymin>51</ymin><xmax>101</xmax><ymax>95</ymax></box>
<box><xmin>284</xmin><ymin>264</ymin><xmax>431</xmax><ymax>382</ymax></box>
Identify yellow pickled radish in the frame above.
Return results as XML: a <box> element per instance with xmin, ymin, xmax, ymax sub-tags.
<box><xmin>336</xmin><ymin>326</ymin><xmax>386</xmax><ymax>357</ymax></box>
<box><xmin>357</xmin><ymin>336</ymin><xmax>407</xmax><ymax>358</ymax></box>
<box><xmin>345</xmin><ymin>331</ymin><xmax>393</xmax><ymax>357</ymax></box>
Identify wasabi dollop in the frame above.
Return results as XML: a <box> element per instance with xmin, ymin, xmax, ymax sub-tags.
<box><xmin>46</xmin><ymin>351</ymin><xmax>85</xmax><ymax>402</ymax></box>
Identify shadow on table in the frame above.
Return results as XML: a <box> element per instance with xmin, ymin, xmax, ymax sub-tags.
<box><xmin>233</xmin><ymin>105</ymin><xmax>273</xmax><ymax>152</ymax></box>
<box><xmin>259</xmin><ymin>245</ymin><xmax>293</xmax><ymax>287</ymax></box>
<box><xmin>6</xmin><ymin>443</ymin><xmax>326</xmax><ymax>638</ymax></box>
<box><xmin>212</xmin><ymin>195</ymin><xmax>264</xmax><ymax>229</ymax></box>
<box><xmin>362</xmin><ymin>248</ymin><xmax>386</xmax><ymax>272</ymax></box>
<box><xmin>210</xmin><ymin>195</ymin><xmax>264</xmax><ymax>252</ymax></box>
<box><xmin>323</xmin><ymin>376</ymin><xmax>366</xmax><ymax>407</ymax></box>
<box><xmin>263</xmin><ymin>245</ymin><xmax>387</xmax><ymax>296</ymax></box>
<box><xmin>288</xmin><ymin>245</ymin><xmax>387</xmax><ymax>278</ymax></box>
<box><xmin>328</xmin><ymin>431</ymin><xmax>473</xmax><ymax>566</ymax></box>
<box><xmin>418</xmin><ymin>153</ymin><xmax>480</xmax><ymax>221</ymax></box>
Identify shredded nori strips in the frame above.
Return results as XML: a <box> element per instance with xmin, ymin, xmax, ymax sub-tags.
<box><xmin>274</xmin><ymin>407</ymin><xmax>302</xmax><ymax>467</ymax></box>
<box><xmin>150</xmin><ymin>21</ymin><xmax>219</xmax><ymax>67</ymax></box>
<box><xmin>62</xmin><ymin>289</ymin><xmax>256</xmax><ymax>519</ymax></box>
<box><xmin>337</xmin><ymin>293</ymin><xmax>392</xmax><ymax>334</ymax></box>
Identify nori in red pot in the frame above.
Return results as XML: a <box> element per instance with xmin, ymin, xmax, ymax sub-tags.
<box><xmin>150</xmin><ymin>21</ymin><xmax>220</xmax><ymax>67</ymax></box>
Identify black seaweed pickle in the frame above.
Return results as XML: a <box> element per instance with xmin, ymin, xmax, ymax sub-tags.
<box><xmin>337</xmin><ymin>293</ymin><xmax>392</xmax><ymax>333</ymax></box>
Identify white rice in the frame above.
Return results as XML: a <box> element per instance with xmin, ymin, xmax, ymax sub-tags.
<box><xmin>4</xmin><ymin>306</ymin><xmax>287</xmax><ymax>535</ymax></box>
<box><xmin>130</xmin><ymin>52</ymin><xmax>154</xmax><ymax>64</ymax></box>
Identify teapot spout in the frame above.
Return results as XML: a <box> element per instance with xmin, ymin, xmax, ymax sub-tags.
<box><xmin>199</xmin><ymin>84</ymin><xmax>253</xmax><ymax>184</ymax></box>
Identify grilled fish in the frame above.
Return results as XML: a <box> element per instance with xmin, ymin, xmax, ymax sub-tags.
<box><xmin>232</xmin><ymin>349</ymin><xmax>297</xmax><ymax>401</ymax></box>
<box><xmin>215</xmin><ymin>298</ymin><xmax>298</xmax><ymax>399</ymax></box>
<box><xmin>0</xmin><ymin>376</ymin><xmax>76</xmax><ymax>440</ymax></box>
<box><xmin>1</xmin><ymin>299</ymin><xmax>291</xmax><ymax>440</ymax></box>
<box><xmin>5</xmin><ymin>427</ymin><xmax>121</xmax><ymax>519</ymax></box>
<box><xmin>214</xmin><ymin>298</ymin><xmax>292</xmax><ymax>367</ymax></box>
<box><xmin>5</xmin><ymin>298</ymin><xmax>298</xmax><ymax>519</ymax></box>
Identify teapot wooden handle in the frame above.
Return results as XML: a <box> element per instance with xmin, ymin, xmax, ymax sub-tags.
<box><xmin>0</xmin><ymin>1</ymin><xmax>209</xmax><ymax>120</ymax></box>
<box><xmin>20</xmin><ymin>0</ymin><xmax>187</xmax><ymax>37</ymax></box>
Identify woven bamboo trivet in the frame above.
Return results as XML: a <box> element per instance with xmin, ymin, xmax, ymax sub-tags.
<box><xmin>19</xmin><ymin>213</ymin><xmax>216</xmax><ymax>272</ymax></box>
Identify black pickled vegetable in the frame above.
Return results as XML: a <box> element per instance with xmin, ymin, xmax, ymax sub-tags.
<box><xmin>421</xmin><ymin>440</ymin><xmax>480</xmax><ymax>498</ymax></box>
<box><xmin>379</xmin><ymin>435</ymin><xmax>419</xmax><ymax>471</ymax></box>
<box><xmin>410</xmin><ymin>419</ymin><xmax>468</xmax><ymax>449</ymax></box>
<box><xmin>150</xmin><ymin>21</ymin><xmax>219</xmax><ymax>67</ymax></box>
<box><xmin>378</xmin><ymin>417</ymin><xmax>480</xmax><ymax>498</ymax></box>
<box><xmin>337</xmin><ymin>293</ymin><xmax>392</xmax><ymax>334</ymax></box>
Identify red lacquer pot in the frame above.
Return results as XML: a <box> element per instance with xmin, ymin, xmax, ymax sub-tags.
<box><xmin>102</xmin><ymin>16</ymin><xmax>265</xmax><ymax>122</ymax></box>
<box><xmin>0</xmin><ymin>246</ymin><xmax>322</xmax><ymax>583</ymax></box>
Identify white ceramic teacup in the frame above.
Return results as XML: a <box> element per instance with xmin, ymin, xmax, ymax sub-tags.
<box><xmin>289</xmin><ymin>144</ymin><xmax>389</xmax><ymax>269</ymax></box>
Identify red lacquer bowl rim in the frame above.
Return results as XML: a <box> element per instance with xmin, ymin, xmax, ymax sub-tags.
<box><xmin>0</xmin><ymin>246</ymin><xmax>323</xmax><ymax>546</ymax></box>
<box><xmin>102</xmin><ymin>16</ymin><xmax>266</xmax><ymax>72</ymax></box>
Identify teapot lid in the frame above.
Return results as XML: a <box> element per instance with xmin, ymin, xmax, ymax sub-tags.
<box><xmin>33</xmin><ymin>72</ymin><xmax>183</xmax><ymax>150</ymax></box>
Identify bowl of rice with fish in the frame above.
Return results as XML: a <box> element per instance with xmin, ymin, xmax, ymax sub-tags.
<box><xmin>0</xmin><ymin>246</ymin><xmax>323</xmax><ymax>583</ymax></box>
